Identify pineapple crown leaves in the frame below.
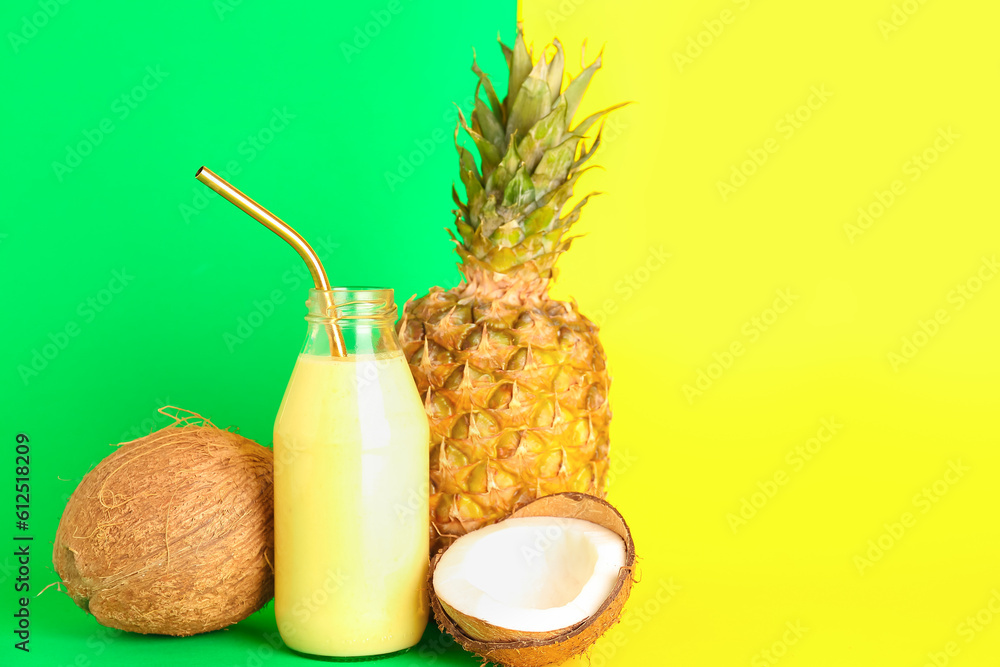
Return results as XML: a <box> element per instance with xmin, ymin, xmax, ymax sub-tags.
<box><xmin>451</xmin><ymin>26</ymin><xmax>627</xmax><ymax>281</ymax></box>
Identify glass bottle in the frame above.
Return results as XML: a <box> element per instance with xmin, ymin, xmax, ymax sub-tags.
<box><xmin>273</xmin><ymin>287</ymin><xmax>429</xmax><ymax>657</ymax></box>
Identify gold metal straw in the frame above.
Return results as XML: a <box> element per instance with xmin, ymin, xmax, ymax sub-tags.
<box><xmin>195</xmin><ymin>166</ymin><xmax>347</xmax><ymax>357</ymax></box>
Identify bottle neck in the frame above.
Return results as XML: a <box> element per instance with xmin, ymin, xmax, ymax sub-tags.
<box><xmin>302</xmin><ymin>288</ymin><xmax>400</xmax><ymax>357</ymax></box>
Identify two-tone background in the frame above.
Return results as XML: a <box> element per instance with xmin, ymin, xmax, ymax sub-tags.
<box><xmin>3</xmin><ymin>0</ymin><xmax>999</xmax><ymax>665</ymax></box>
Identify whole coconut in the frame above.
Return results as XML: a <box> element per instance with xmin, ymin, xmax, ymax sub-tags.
<box><xmin>53</xmin><ymin>420</ymin><xmax>274</xmax><ymax>636</ymax></box>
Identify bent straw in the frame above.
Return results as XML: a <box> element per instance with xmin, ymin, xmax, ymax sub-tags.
<box><xmin>195</xmin><ymin>166</ymin><xmax>347</xmax><ymax>357</ymax></box>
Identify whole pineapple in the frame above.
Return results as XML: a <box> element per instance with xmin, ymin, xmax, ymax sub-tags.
<box><xmin>399</xmin><ymin>27</ymin><xmax>623</xmax><ymax>553</ymax></box>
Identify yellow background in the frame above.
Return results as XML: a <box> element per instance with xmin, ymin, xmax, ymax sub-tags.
<box><xmin>524</xmin><ymin>0</ymin><xmax>1000</xmax><ymax>665</ymax></box>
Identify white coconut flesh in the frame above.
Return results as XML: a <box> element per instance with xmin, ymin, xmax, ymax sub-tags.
<box><xmin>433</xmin><ymin>516</ymin><xmax>627</xmax><ymax>633</ymax></box>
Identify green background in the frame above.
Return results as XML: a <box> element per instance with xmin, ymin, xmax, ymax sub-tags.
<box><xmin>2</xmin><ymin>1</ymin><xmax>513</xmax><ymax>664</ymax></box>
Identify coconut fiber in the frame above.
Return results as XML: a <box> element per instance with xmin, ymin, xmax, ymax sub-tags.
<box><xmin>53</xmin><ymin>409</ymin><xmax>274</xmax><ymax>636</ymax></box>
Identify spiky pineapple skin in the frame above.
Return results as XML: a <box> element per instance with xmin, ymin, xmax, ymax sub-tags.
<box><xmin>399</xmin><ymin>278</ymin><xmax>610</xmax><ymax>554</ymax></box>
<box><xmin>401</xmin><ymin>27</ymin><xmax>623</xmax><ymax>554</ymax></box>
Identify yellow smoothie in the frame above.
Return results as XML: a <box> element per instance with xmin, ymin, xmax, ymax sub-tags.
<box><xmin>273</xmin><ymin>350</ymin><xmax>430</xmax><ymax>656</ymax></box>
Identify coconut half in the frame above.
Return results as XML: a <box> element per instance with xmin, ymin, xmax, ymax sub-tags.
<box><xmin>430</xmin><ymin>492</ymin><xmax>637</xmax><ymax>667</ymax></box>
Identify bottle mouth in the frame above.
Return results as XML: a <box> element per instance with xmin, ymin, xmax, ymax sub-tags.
<box><xmin>305</xmin><ymin>287</ymin><xmax>397</xmax><ymax>324</ymax></box>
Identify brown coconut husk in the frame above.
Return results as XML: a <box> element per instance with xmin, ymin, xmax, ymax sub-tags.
<box><xmin>429</xmin><ymin>492</ymin><xmax>637</xmax><ymax>667</ymax></box>
<box><xmin>53</xmin><ymin>408</ymin><xmax>274</xmax><ymax>636</ymax></box>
